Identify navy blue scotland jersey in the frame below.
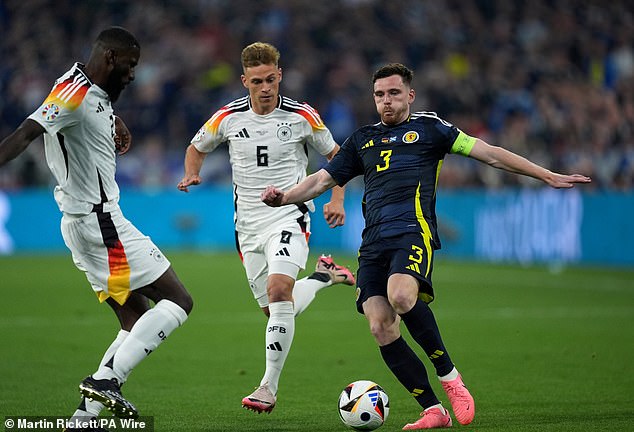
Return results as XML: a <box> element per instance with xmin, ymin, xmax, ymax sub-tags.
<box><xmin>325</xmin><ymin>111</ymin><xmax>475</xmax><ymax>251</ymax></box>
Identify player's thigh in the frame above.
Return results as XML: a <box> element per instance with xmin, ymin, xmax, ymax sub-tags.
<box><xmin>137</xmin><ymin>266</ymin><xmax>193</xmax><ymax>313</ymax></box>
<box><xmin>264</xmin><ymin>226</ymin><xmax>309</xmax><ymax>275</ymax></box>
<box><xmin>239</xmin><ymin>232</ymin><xmax>269</xmax><ymax>307</ymax></box>
<box><xmin>389</xmin><ymin>233</ymin><xmax>435</xmax><ymax>303</ymax></box>
<box><xmin>356</xmin><ymin>245</ymin><xmax>390</xmax><ymax>314</ymax></box>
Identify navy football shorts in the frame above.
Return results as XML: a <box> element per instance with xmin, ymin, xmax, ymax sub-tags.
<box><xmin>355</xmin><ymin>232</ymin><xmax>435</xmax><ymax>313</ymax></box>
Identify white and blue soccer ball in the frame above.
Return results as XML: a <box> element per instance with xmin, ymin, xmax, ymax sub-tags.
<box><xmin>338</xmin><ymin>380</ymin><xmax>389</xmax><ymax>430</ymax></box>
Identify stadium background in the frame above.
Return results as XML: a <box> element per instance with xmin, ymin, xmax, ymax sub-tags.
<box><xmin>0</xmin><ymin>0</ymin><xmax>633</xmax><ymax>265</ymax></box>
<box><xmin>1</xmin><ymin>2</ymin><xmax>633</xmax><ymax>431</ymax></box>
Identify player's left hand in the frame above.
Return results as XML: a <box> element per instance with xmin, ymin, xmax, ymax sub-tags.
<box><xmin>114</xmin><ymin>116</ymin><xmax>132</xmax><ymax>155</ymax></box>
<box><xmin>545</xmin><ymin>172</ymin><xmax>592</xmax><ymax>188</ymax></box>
<box><xmin>323</xmin><ymin>201</ymin><xmax>345</xmax><ymax>228</ymax></box>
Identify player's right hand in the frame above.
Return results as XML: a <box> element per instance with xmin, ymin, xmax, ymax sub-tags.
<box><xmin>261</xmin><ymin>185</ymin><xmax>284</xmax><ymax>207</ymax></box>
<box><xmin>114</xmin><ymin>116</ymin><xmax>132</xmax><ymax>155</ymax></box>
<box><xmin>177</xmin><ymin>175</ymin><xmax>201</xmax><ymax>193</ymax></box>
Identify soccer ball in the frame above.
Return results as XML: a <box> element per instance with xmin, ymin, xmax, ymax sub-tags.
<box><xmin>338</xmin><ymin>380</ymin><xmax>389</xmax><ymax>431</ymax></box>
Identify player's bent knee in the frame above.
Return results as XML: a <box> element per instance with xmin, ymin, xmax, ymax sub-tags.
<box><xmin>166</xmin><ymin>284</ymin><xmax>193</xmax><ymax>315</ymax></box>
<box><xmin>268</xmin><ymin>290</ymin><xmax>292</xmax><ymax>303</ymax></box>
<box><xmin>260</xmin><ymin>305</ymin><xmax>271</xmax><ymax>317</ymax></box>
<box><xmin>266</xmin><ymin>274</ymin><xmax>295</xmax><ymax>302</ymax></box>
<box><xmin>151</xmin><ymin>267</ymin><xmax>194</xmax><ymax>314</ymax></box>
<box><xmin>388</xmin><ymin>292</ymin><xmax>417</xmax><ymax>315</ymax></box>
<box><xmin>368</xmin><ymin>320</ymin><xmax>399</xmax><ymax>345</ymax></box>
<box><xmin>175</xmin><ymin>290</ymin><xmax>194</xmax><ymax>315</ymax></box>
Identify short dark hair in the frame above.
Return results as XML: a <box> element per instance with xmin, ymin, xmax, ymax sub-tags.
<box><xmin>372</xmin><ymin>63</ymin><xmax>413</xmax><ymax>86</ymax></box>
<box><xmin>95</xmin><ymin>26</ymin><xmax>140</xmax><ymax>52</ymax></box>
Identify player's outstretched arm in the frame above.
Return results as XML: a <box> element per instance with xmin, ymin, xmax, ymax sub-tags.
<box><xmin>468</xmin><ymin>138</ymin><xmax>592</xmax><ymax>188</ymax></box>
<box><xmin>177</xmin><ymin>144</ymin><xmax>206</xmax><ymax>192</ymax></box>
<box><xmin>262</xmin><ymin>168</ymin><xmax>337</xmax><ymax>207</ymax></box>
<box><xmin>0</xmin><ymin>119</ymin><xmax>45</xmax><ymax>167</ymax></box>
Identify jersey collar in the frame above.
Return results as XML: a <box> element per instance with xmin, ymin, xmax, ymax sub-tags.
<box><xmin>247</xmin><ymin>95</ymin><xmax>283</xmax><ymax>112</ymax></box>
<box><xmin>74</xmin><ymin>63</ymin><xmax>94</xmax><ymax>86</ymax></box>
<box><xmin>380</xmin><ymin>114</ymin><xmax>411</xmax><ymax>129</ymax></box>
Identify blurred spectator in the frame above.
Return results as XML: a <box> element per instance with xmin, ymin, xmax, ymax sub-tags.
<box><xmin>1</xmin><ymin>0</ymin><xmax>632</xmax><ymax>190</ymax></box>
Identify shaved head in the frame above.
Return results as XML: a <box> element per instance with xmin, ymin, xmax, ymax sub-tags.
<box><xmin>94</xmin><ymin>26</ymin><xmax>140</xmax><ymax>52</ymax></box>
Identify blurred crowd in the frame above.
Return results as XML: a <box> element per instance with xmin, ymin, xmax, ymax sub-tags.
<box><xmin>1</xmin><ymin>0</ymin><xmax>633</xmax><ymax>191</ymax></box>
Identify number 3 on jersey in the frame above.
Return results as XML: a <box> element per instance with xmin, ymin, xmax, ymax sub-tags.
<box><xmin>376</xmin><ymin>149</ymin><xmax>392</xmax><ymax>172</ymax></box>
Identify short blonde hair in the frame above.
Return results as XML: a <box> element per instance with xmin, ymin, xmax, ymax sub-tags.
<box><xmin>241</xmin><ymin>42</ymin><xmax>280</xmax><ymax>70</ymax></box>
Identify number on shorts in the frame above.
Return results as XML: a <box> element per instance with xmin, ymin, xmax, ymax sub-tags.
<box><xmin>409</xmin><ymin>245</ymin><xmax>424</xmax><ymax>263</ymax></box>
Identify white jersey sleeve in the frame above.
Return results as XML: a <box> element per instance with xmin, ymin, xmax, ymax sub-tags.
<box><xmin>191</xmin><ymin>96</ymin><xmax>249</xmax><ymax>153</ymax></box>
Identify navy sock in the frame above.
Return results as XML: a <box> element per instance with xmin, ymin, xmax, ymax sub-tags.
<box><xmin>307</xmin><ymin>272</ymin><xmax>330</xmax><ymax>283</ymax></box>
<box><xmin>400</xmin><ymin>300</ymin><xmax>454</xmax><ymax>377</ymax></box>
<box><xmin>379</xmin><ymin>336</ymin><xmax>439</xmax><ymax>408</ymax></box>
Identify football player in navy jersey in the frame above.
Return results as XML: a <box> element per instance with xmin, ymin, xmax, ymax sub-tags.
<box><xmin>262</xmin><ymin>63</ymin><xmax>591</xmax><ymax>429</ymax></box>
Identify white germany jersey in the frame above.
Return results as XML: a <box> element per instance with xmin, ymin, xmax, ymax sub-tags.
<box><xmin>28</xmin><ymin>63</ymin><xmax>119</xmax><ymax>215</ymax></box>
<box><xmin>192</xmin><ymin>95</ymin><xmax>336</xmax><ymax>235</ymax></box>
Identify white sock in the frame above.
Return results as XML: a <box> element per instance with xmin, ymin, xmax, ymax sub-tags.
<box><xmin>94</xmin><ymin>300</ymin><xmax>187</xmax><ymax>383</ymax></box>
<box><xmin>293</xmin><ymin>276</ymin><xmax>331</xmax><ymax>316</ymax></box>
<box><xmin>71</xmin><ymin>330</ymin><xmax>129</xmax><ymax>419</ymax></box>
<box><xmin>425</xmin><ymin>403</ymin><xmax>447</xmax><ymax>414</ymax></box>
<box><xmin>260</xmin><ymin>301</ymin><xmax>295</xmax><ymax>395</ymax></box>
<box><xmin>438</xmin><ymin>367</ymin><xmax>459</xmax><ymax>382</ymax></box>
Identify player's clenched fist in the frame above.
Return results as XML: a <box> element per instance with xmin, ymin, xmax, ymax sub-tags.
<box><xmin>261</xmin><ymin>186</ymin><xmax>285</xmax><ymax>207</ymax></box>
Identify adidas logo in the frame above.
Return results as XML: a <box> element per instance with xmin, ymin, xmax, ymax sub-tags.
<box><xmin>275</xmin><ymin>247</ymin><xmax>290</xmax><ymax>257</ymax></box>
<box><xmin>96</xmin><ymin>102</ymin><xmax>104</xmax><ymax>113</ymax></box>
<box><xmin>429</xmin><ymin>349</ymin><xmax>445</xmax><ymax>359</ymax></box>
<box><xmin>406</xmin><ymin>263</ymin><xmax>420</xmax><ymax>274</ymax></box>
<box><xmin>234</xmin><ymin>128</ymin><xmax>250</xmax><ymax>138</ymax></box>
<box><xmin>267</xmin><ymin>342</ymin><xmax>283</xmax><ymax>351</ymax></box>
<box><xmin>410</xmin><ymin>388</ymin><xmax>424</xmax><ymax>397</ymax></box>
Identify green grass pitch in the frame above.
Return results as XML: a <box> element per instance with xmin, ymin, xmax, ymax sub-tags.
<box><xmin>1</xmin><ymin>252</ymin><xmax>633</xmax><ymax>431</ymax></box>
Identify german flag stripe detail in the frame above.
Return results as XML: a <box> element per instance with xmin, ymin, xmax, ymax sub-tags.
<box><xmin>204</xmin><ymin>96</ymin><xmax>249</xmax><ymax>134</ymax></box>
<box><xmin>281</xmin><ymin>97</ymin><xmax>326</xmax><ymax>130</ymax></box>
<box><xmin>96</xmin><ymin>209</ymin><xmax>131</xmax><ymax>305</ymax></box>
<box><xmin>44</xmin><ymin>73</ymin><xmax>90</xmax><ymax>111</ymax></box>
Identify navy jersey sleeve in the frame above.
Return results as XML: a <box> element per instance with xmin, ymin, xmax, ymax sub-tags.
<box><xmin>324</xmin><ymin>132</ymin><xmax>364</xmax><ymax>186</ymax></box>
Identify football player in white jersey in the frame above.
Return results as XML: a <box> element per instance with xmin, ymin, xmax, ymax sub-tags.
<box><xmin>0</xmin><ymin>27</ymin><xmax>193</xmax><ymax>429</ymax></box>
<box><xmin>178</xmin><ymin>42</ymin><xmax>354</xmax><ymax>413</ymax></box>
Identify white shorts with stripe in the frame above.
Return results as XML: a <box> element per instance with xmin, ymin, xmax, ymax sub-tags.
<box><xmin>238</xmin><ymin>222</ymin><xmax>310</xmax><ymax>308</ymax></box>
<box><xmin>60</xmin><ymin>205</ymin><xmax>171</xmax><ymax>305</ymax></box>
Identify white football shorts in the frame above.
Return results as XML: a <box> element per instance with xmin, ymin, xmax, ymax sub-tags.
<box><xmin>238</xmin><ymin>223</ymin><xmax>310</xmax><ymax>308</ymax></box>
<box><xmin>60</xmin><ymin>206</ymin><xmax>171</xmax><ymax>305</ymax></box>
